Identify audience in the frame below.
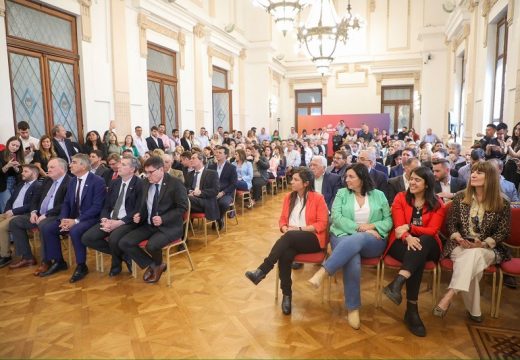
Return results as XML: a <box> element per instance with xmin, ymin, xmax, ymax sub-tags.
<box><xmin>432</xmin><ymin>159</ymin><xmax>466</xmax><ymax>202</ymax></box>
<box><xmin>309</xmin><ymin>155</ymin><xmax>342</xmax><ymax>211</ymax></box>
<box><xmin>0</xmin><ymin>136</ymin><xmax>24</xmax><ymax>213</ymax></box>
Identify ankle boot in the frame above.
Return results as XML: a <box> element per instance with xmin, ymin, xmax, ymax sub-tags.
<box><xmin>404</xmin><ymin>302</ymin><xmax>426</xmax><ymax>337</ymax></box>
<box><xmin>281</xmin><ymin>295</ymin><xmax>292</xmax><ymax>315</ymax></box>
<box><xmin>245</xmin><ymin>268</ymin><xmax>266</xmax><ymax>285</ymax></box>
<box><xmin>383</xmin><ymin>274</ymin><xmax>406</xmax><ymax>305</ymax></box>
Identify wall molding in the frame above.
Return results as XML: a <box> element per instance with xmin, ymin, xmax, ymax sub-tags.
<box><xmin>289</xmin><ymin>77</ymin><xmax>328</xmax><ymax>97</ymax></box>
<box><xmin>374</xmin><ymin>72</ymin><xmax>420</xmax><ymax>95</ymax></box>
<box><xmin>77</xmin><ymin>0</ymin><xmax>92</xmax><ymax>42</ymax></box>
<box><xmin>335</xmin><ymin>64</ymin><xmax>368</xmax><ymax>88</ymax></box>
<box><xmin>208</xmin><ymin>45</ymin><xmax>235</xmax><ymax>84</ymax></box>
<box><xmin>0</xmin><ymin>0</ymin><xmax>6</xmax><ymax>17</ymax></box>
<box><xmin>386</xmin><ymin>0</ymin><xmax>410</xmax><ymax>51</ymax></box>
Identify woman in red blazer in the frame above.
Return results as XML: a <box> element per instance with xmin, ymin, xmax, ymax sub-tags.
<box><xmin>382</xmin><ymin>166</ymin><xmax>446</xmax><ymax>337</ymax></box>
<box><xmin>245</xmin><ymin>167</ymin><xmax>328</xmax><ymax>315</ymax></box>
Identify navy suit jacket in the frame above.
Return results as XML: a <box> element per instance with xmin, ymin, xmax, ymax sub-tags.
<box><xmin>387</xmin><ymin>176</ymin><xmax>405</xmax><ymax>205</ymax></box>
<box><xmin>208</xmin><ymin>161</ymin><xmax>237</xmax><ymax>196</ymax></box>
<box><xmin>374</xmin><ymin>162</ymin><xmax>389</xmax><ymax>179</ymax></box>
<box><xmin>59</xmin><ymin>172</ymin><xmax>106</xmax><ymax>223</ymax></box>
<box><xmin>146</xmin><ymin>136</ymin><xmax>164</xmax><ymax>151</ymax></box>
<box><xmin>321</xmin><ymin>172</ymin><xmax>342</xmax><ymax>210</ymax></box>
<box><xmin>31</xmin><ymin>174</ymin><xmax>71</xmax><ymax>217</ymax></box>
<box><xmin>389</xmin><ymin>164</ymin><xmax>404</xmax><ymax>178</ymax></box>
<box><xmin>5</xmin><ymin>180</ymin><xmax>42</xmax><ymax>215</ymax></box>
<box><xmin>52</xmin><ymin>138</ymin><xmax>77</xmax><ymax>162</ymax></box>
<box><xmin>370</xmin><ymin>168</ymin><xmax>389</xmax><ymax>200</ymax></box>
<box><xmin>184</xmin><ymin>168</ymin><xmax>220</xmax><ymax>221</ymax></box>
<box><xmin>100</xmin><ymin>175</ymin><xmax>144</xmax><ymax>224</ymax></box>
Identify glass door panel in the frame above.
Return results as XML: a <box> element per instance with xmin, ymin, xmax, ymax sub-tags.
<box><xmin>49</xmin><ymin>60</ymin><xmax>78</xmax><ymax>141</ymax></box>
<box><xmin>147</xmin><ymin>80</ymin><xmax>161</xmax><ymax>127</ymax></box>
<box><xmin>398</xmin><ymin>105</ymin><xmax>411</xmax><ymax>131</ymax></box>
<box><xmin>212</xmin><ymin>90</ymin><xmax>232</xmax><ymax>132</ymax></box>
<box><xmin>164</xmin><ymin>83</ymin><xmax>177</xmax><ymax>135</ymax></box>
<box><xmin>382</xmin><ymin>105</ymin><xmax>395</xmax><ymax>132</ymax></box>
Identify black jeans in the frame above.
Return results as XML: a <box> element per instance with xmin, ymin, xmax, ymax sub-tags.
<box><xmin>252</xmin><ymin>177</ymin><xmax>267</xmax><ymax>201</ymax></box>
<box><xmin>388</xmin><ymin>235</ymin><xmax>440</xmax><ymax>301</ymax></box>
<box><xmin>258</xmin><ymin>230</ymin><xmax>321</xmax><ymax>296</ymax></box>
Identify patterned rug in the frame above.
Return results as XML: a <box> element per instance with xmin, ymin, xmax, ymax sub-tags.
<box><xmin>468</xmin><ymin>324</ymin><xmax>520</xmax><ymax>359</ymax></box>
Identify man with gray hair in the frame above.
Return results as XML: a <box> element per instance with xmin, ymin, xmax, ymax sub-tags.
<box><xmin>488</xmin><ymin>158</ymin><xmax>519</xmax><ymax>202</ymax></box>
<box><xmin>358</xmin><ymin>149</ymin><xmax>389</xmax><ymax>200</ymax></box>
<box><xmin>40</xmin><ymin>153</ymin><xmax>106</xmax><ymax>282</ymax></box>
<box><xmin>82</xmin><ymin>156</ymin><xmax>144</xmax><ymax>276</ymax></box>
<box><xmin>9</xmin><ymin>158</ymin><xmax>71</xmax><ymax>272</ymax></box>
<box><xmin>309</xmin><ymin>155</ymin><xmax>342</xmax><ymax>210</ymax></box>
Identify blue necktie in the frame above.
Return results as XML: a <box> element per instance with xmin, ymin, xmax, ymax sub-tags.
<box><xmin>40</xmin><ymin>180</ymin><xmax>58</xmax><ymax>215</ymax></box>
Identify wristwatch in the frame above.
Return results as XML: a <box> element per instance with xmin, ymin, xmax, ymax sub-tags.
<box><xmin>74</xmin><ymin>219</ymin><xmax>80</xmax><ymax>225</ymax></box>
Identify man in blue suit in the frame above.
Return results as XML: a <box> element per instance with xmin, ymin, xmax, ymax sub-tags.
<box><xmin>40</xmin><ymin>154</ymin><xmax>106</xmax><ymax>282</ymax></box>
<box><xmin>208</xmin><ymin>146</ymin><xmax>237</xmax><ymax>229</ymax></box>
<box><xmin>489</xmin><ymin>158</ymin><xmax>520</xmax><ymax>202</ymax></box>
<box><xmin>0</xmin><ymin>164</ymin><xmax>41</xmax><ymax>267</ymax></box>
<box><xmin>359</xmin><ymin>149</ymin><xmax>389</xmax><ymax>199</ymax></box>
<box><xmin>310</xmin><ymin>155</ymin><xmax>342</xmax><ymax>210</ymax></box>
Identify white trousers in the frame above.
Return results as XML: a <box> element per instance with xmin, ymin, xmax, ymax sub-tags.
<box><xmin>448</xmin><ymin>246</ymin><xmax>495</xmax><ymax>316</ymax></box>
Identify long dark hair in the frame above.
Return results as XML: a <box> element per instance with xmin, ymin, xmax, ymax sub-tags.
<box><xmin>405</xmin><ymin>166</ymin><xmax>440</xmax><ymax>212</ymax></box>
<box><xmin>2</xmin><ymin>136</ymin><xmax>25</xmax><ymax>164</ymax></box>
<box><xmin>288</xmin><ymin>167</ymin><xmax>315</xmax><ymax>218</ymax></box>
<box><xmin>347</xmin><ymin>163</ymin><xmax>374</xmax><ymax>196</ymax></box>
<box><xmin>85</xmin><ymin>130</ymin><xmax>103</xmax><ymax>148</ymax></box>
<box><xmin>511</xmin><ymin>122</ymin><xmax>520</xmax><ymax>150</ymax></box>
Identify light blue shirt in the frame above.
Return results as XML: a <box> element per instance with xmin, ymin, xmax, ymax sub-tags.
<box><xmin>233</xmin><ymin>161</ymin><xmax>253</xmax><ymax>190</ymax></box>
<box><xmin>12</xmin><ymin>180</ymin><xmax>35</xmax><ymax>209</ymax></box>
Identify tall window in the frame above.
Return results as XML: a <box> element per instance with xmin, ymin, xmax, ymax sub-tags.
<box><xmin>6</xmin><ymin>0</ymin><xmax>82</xmax><ymax>141</ymax></box>
<box><xmin>295</xmin><ymin>89</ymin><xmax>322</xmax><ymax>130</ymax></box>
<box><xmin>492</xmin><ymin>15</ymin><xmax>508</xmax><ymax>123</ymax></box>
<box><xmin>381</xmin><ymin>85</ymin><xmax>413</xmax><ymax>132</ymax></box>
<box><xmin>147</xmin><ymin>43</ymin><xmax>178</xmax><ymax>134</ymax></box>
<box><xmin>212</xmin><ymin>66</ymin><xmax>232</xmax><ymax>132</ymax></box>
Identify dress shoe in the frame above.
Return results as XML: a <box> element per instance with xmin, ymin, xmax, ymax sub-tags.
<box><xmin>143</xmin><ymin>266</ymin><xmax>154</xmax><ymax>282</ymax></box>
<box><xmin>404</xmin><ymin>302</ymin><xmax>426</xmax><ymax>337</ymax></box>
<box><xmin>245</xmin><ymin>268</ymin><xmax>266</xmax><ymax>285</ymax></box>
<box><xmin>383</xmin><ymin>274</ymin><xmax>407</xmax><ymax>305</ymax></box>
<box><xmin>347</xmin><ymin>310</ymin><xmax>360</xmax><ymax>330</ymax></box>
<box><xmin>308</xmin><ymin>267</ymin><xmax>327</xmax><ymax>289</ymax></box>
<box><xmin>9</xmin><ymin>257</ymin><xmax>37</xmax><ymax>269</ymax></box>
<box><xmin>0</xmin><ymin>256</ymin><xmax>13</xmax><ymax>268</ymax></box>
<box><xmin>467</xmin><ymin>311</ymin><xmax>483</xmax><ymax>323</ymax></box>
<box><xmin>145</xmin><ymin>263</ymin><xmax>166</xmax><ymax>283</ymax></box>
<box><xmin>33</xmin><ymin>261</ymin><xmax>50</xmax><ymax>276</ymax></box>
<box><xmin>504</xmin><ymin>275</ymin><xmax>517</xmax><ymax>289</ymax></box>
<box><xmin>432</xmin><ymin>303</ymin><xmax>451</xmax><ymax>318</ymax></box>
<box><xmin>69</xmin><ymin>264</ymin><xmax>89</xmax><ymax>283</ymax></box>
<box><xmin>108</xmin><ymin>266</ymin><xmax>122</xmax><ymax>277</ymax></box>
<box><xmin>39</xmin><ymin>261</ymin><xmax>68</xmax><ymax>277</ymax></box>
<box><xmin>281</xmin><ymin>295</ymin><xmax>292</xmax><ymax>315</ymax></box>
<box><xmin>291</xmin><ymin>262</ymin><xmax>303</xmax><ymax>270</ymax></box>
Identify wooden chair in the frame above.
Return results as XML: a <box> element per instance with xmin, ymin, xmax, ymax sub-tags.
<box><xmin>278</xmin><ymin>175</ymin><xmax>288</xmax><ymax>190</ymax></box>
<box><xmin>224</xmin><ymin>190</ymin><xmax>238</xmax><ymax>232</ymax></box>
<box><xmin>267</xmin><ymin>178</ymin><xmax>277</xmax><ymax>196</ymax></box>
<box><xmin>28</xmin><ymin>228</ymin><xmax>72</xmax><ymax>265</ymax></box>
<box><xmin>132</xmin><ymin>202</ymin><xmax>194</xmax><ymax>286</ymax></box>
<box><xmin>261</xmin><ymin>184</ymin><xmax>267</xmax><ymax>204</ymax></box>
<box><xmin>236</xmin><ymin>190</ymin><xmax>251</xmax><ymax>216</ymax></box>
<box><xmin>190</xmin><ymin>210</ymin><xmax>220</xmax><ymax>247</ymax></box>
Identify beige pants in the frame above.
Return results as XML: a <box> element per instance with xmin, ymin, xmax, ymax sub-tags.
<box><xmin>0</xmin><ymin>214</ymin><xmax>17</xmax><ymax>257</ymax></box>
<box><xmin>448</xmin><ymin>246</ymin><xmax>495</xmax><ymax>316</ymax></box>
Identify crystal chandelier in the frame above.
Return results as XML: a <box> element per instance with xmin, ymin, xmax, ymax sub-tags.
<box><xmin>297</xmin><ymin>0</ymin><xmax>362</xmax><ymax>74</ymax></box>
<box><xmin>253</xmin><ymin>0</ymin><xmax>311</xmax><ymax>35</ymax></box>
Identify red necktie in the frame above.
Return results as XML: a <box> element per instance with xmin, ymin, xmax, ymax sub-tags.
<box><xmin>112</xmin><ymin>171</ymin><xmax>118</xmax><ymax>180</ymax></box>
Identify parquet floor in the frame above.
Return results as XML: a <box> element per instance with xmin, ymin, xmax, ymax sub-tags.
<box><xmin>0</xmin><ymin>189</ymin><xmax>519</xmax><ymax>358</ymax></box>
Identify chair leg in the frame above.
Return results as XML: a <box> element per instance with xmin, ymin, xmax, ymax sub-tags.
<box><xmin>375</xmin><ymin>261</ymin><xmax>381</xmax><ymax>308</ymax></box>
<box><xmin>241</xmin><ymin>197</ymin><xmax>245</xmax><ymax>217</ymax></box>
<box><xmin>203</xmin><ymin>219</ymin><xmax>208</xmax><ymax>247</ymax></box>
<box><xmin>166</xmin><ymin>252</ymin><xmax>171</xmax><ymax>287</ymax></box>
<box><xmin>378</xmin><ymin>263</ymin><xmax>385</xmax><ymax>307</ymax></box>
<box><xmin>494</xmin><ymin>270</ymin><xmax>503</xmax><ymax>318</ymax></box>
<box><xmin>490</xmin><ymin>272</ymin><xmax>496</xmax><ymax>317</ymax></box>
<box><xmin>185</xmin><ymin>246</ymin><xmax>195</xmax><ymax>271</ymax></box>
<box><xmin>132</xmin><ymin>261</ymin><xmax>137</xmax><ymax>279</ymax></box>
<box><xmin>275</xmin><ymin>267</ymin><xmax>279</xmax><ymax>301</ymax></box>
<box><xmin>67</xmin><ymin>237</ymin><xmax>73</xmax><ymax>265</ymax></box>
<box><xmin>432</xmin><ymin>267</ymin><xmax>437</xmax><ymax>305</ymax></box>
<box><xmin>189</xmin><ymin>220</ymin><xmax>196</xmax><ymax>237</ymax></box>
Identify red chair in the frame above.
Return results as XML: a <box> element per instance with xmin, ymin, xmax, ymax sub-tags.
<box><xmin>189</xmin><ymin>210</ymin><xmax>220</xmax><ymax>247</ymax></box>
<box><xmin>236</xmin><ymin>190</ymin><xmax>251</xmax><ymax>216</ymax></box>
<box><xmin>224</xmin><ymin>190</ymin><xmax>238</xmax><ymax>232</ymax></box>
<box><xmin>132</xmin><ymin>203</ymin><xmax>194</xmax><ymax>286</ymax></box>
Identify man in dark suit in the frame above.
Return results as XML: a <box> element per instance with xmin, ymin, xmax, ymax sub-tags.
<box><xmin>387</xmin><ymin>158</ymin><xmax>421</xmax><ymax>204</ymax></box>
<box><xmin>82</xmin><ymin>156</ymin><xmax>144</xmax><ymax>276</ymax></box>
<box><xmin>39</xmin><ymin>154</ymin><xmax>106</xmax><ymax>282</ymax></box>
<box><xmin>359</xmin><ymin>149</ymin><xmax>389</xmax><ymax>199</ymax></box>
<box><xmin>51</xmin><ymin>124</ymin><xmax>77</xmax><ymax>163</ymax></box>
<box><xmin>146</xmin><ymin>126</ymin><xmax>165</xmax><ymax>151</ymax></box>
<box><xmin>119</xmin><ymin>156</ymin><xmax>188</xmax><ymax>283</ymax></box>
<box><xmin>208</xmin><ymin>146</ymin><xmax>237</xmax><ymax>229</ymax></box>
<box><xmin>310</xmin><ymin>155</ymin><xmax>342</xmax><ymax>210</ymax></box>
<box><xmin>89</xmin><ymin>150</ymin><xmax>109</xmax><ymax>178</ymax></box>
<box><xmin>0</xmin><ymin>164</ymin><xmax>41</xmax><ymax>267</ymax></box>
<box><xmin>9</xmin><ymin>159</ymin><xmax>70</xmax><ymax>273</ymax></box>
<box><xmin>184</xmin><ymin>152</ymin><xmax>220</xmax><ymax>222</ymax></box>
<box><xmin>432</xmin><ymin>159</ymin><xmax>466</xmax><ymax>202</ymax></box>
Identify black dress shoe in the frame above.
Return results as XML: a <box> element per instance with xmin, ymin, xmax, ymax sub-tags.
<box><xmin>123</xmin><ymin>256</ymin><xmax>132</xmax><ymax>273</ymax></box>
<box><xmin>0</xmin><ymin>256</ymin><xmax>13</xmax><ymax>268</ymax></box>
<box><xmin>404</xmin><ymin>302</ymin><xmax>426</xmax><ymax>337</ymax></box>
<box><xmin>39</xmin><ymin>261</ymin><xmax>68</xmax><ymax>277</ymax></box>
<box><xmin>69</xmin><ymin>264</ymin><xmax>89</xmax><ymax>283</ymax></box>
<box><xmin>245</xmin><ymin>268</ymin><xmax>266</xmax><ymax>285</ymax></box>
<box><xmin>291</xmin><ymin>262</ymin><xmax>303</xmax><ymax>270</ymax></box>
<box><xmin>108</xmin><ymin>266</ymin><xmax>122</xmax><ymax>277</ymax></box>
<box><xmin>281</xmin><ymin>295</ymin><xmax>292</xmax><ymax>315</ymax></box>
<box><xmin>504</xmin><ymin>275</ymin><xmax>517</xmax><ymax>289</ymax></box>
<box><xmin>383</xmin><ymin>274</ymin><xmax>407</xmax><ymax>305</ymax></box>
<box><xmin>467</xmin><ymin>311</ymin><xmax>483</xmax><ymax>323</ymax></box>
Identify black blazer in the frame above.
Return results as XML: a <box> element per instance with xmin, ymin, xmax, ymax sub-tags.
<box><xmin>370</xmin><ymin>168</ymin><xmax>389</xmax><ymax>200</ymax></box>
<box><xmin>208</xmin><ymin>161</ymin><xmax>237</xmax><ymax>196</ymax></box>
<box><xmin>52</xmin><ymin>138</ymin><xmax>77</xmax><ymax>162</ymax></box>
<box><xmin>374</xmin><ymin>162</ymin><xmax>389</xmax><ymax>179</ymax></box>
<box><xmin>180</xmin><ymin>137</ymin><xmax>192</xmax><ymax>151</ymax></box>
<box><xmin>139</xmin><ymin>174</ymin><xmax>188</xmax><ymax>240</ymax></box>
<box><xmin>387</xmin><ymin>175</ymin><xmax>405</xmax><ymax>205</ymax></box>
<box><xmin>31</xmin><ymin>174</ymin><xmax>71</xmax><ymax>217</ymax></box>
<box><xmin>389</xmin><ymin>164</ymin><xmax>403</xmax><ymax>178</ymax></box>
<box><xmin>434</xmin><ymin>176</ymin><xmax>467</xmax><ymax>195</ymax></box>
<box><xmin>101</xmin><ymin>175</ymin><xmax>143</xmax><ymax>224</ymax></box>
<box><xmin>146</xmin><ymin>136</ymin><xmax>164</xmax><ymax>151</ymax></box>
<box><xmin>91</xmin><ymin>164</ymin><xmax>109</xmax><ymax>179</ymax></box>
<box><xmin>102</xmin><ymin>169</ymin><xmax>119</xmax><ymax>187</ymax></box>
<box><xmin>184</xmin><ymin>168</ymin><xmax>220</xmax><ymax>221</ymax></box>
<box><xmin>254</xmin><ymin>156</ymin><xmax>270</xmax><ymax>181</ymax></box>
<box><xmin>322</xmin><ymin>172</ymin><xmax>342</xmax><ymax>210</ymax></box>
<box><xmin>5</xmin><ymin>180</ymin><xmax>42</xmax><ymax>215</ymax></box>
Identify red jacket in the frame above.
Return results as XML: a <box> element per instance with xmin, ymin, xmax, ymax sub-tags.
<box><xmin>279</xmin><ymin>191</ymin><xmax>329</xmax><ymax>248</ymax></box>
<box><xmin>384</xmin><ymin>192</ymin><xmax>446</xmax><ymax>256</ymax></box>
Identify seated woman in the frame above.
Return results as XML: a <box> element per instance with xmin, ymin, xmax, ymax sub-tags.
<box><xmin>308</xmin><ymin>163</ymin><xmax>392</xmax><ymax>329</ymax></box>
<box><xmin>245</xmin><ymin>167</ymin><xmax>328</xmax><ymax>315</ymax></box>
<box><xmin>32</xmin><ymin>135</ymin><xmax>57</xmax><ymax>178</ymax></box>
<box><xmin>264</xmin><ymin>146</ymin><xmax>278</xmax><ymax>179</ymax></box>
<box><xmin>434</xmin><ymin>161</ymin><xmax>510</xmax><ymax>322</ymax></box>
<box><xmin>106</xmin><ymin>132</ymin><xmax>120</xmax><ymax>156</ymax></box>
<box><xmin>382</xmin><ymin>166</ymin><xmax>446</xmax><ymax>337</ymax></box>
<box><xmin>233</xmin><ymin>149</ymin><xmax>253</xmax><ymax>193</ymax></box>
<box><xmin>120</xmin><ymin>134</ymin><xmax>139</xmax><ymax>157</ymax></box>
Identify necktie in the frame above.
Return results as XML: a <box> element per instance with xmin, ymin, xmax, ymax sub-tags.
<box><xmin>40</xmin><ymin>180</ymin><xmax>58</xmax><ymax>215</ymax></box>
<box><xmin>192</xmin><ymin>171</ymin><xmax>199</xmax><ymax>190</ymax></box>
<box><xmin>75</xmin><ymin>178</ymin><xmax>83</xmax><ymax>217</ymax></box>
<box><xmin>112</xmin><ymin>171</ymin><xmax>118</xmax><ymax>180</ymax></box>
<box><xmin>150</xmin><ymin>184</ymin><xmax>160</xmax><ymax>221</ymax></box>
<box><xmin>111</xmin><ymin>183</ymin><xmax>126</xmax><ymax>220</ymax></box>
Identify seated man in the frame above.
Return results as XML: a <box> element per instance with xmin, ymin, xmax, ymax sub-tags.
<box><xmin>103</xmin><ymin>153</ymin><xmax>121</xmax><ymax>186</ymax></box>
<box><xmin>89</xmin><ymin>150</ymin><xmax>108</xmax><ymax>178</ymax></box>
<box><xmin>39</xmin><ymin>154</ymin><xmax>106</xmax><ymax>282</ymax></box>
<box><xmin>9</xmin><ymin>159</ymin><xmax>70</xmax><ymax>273</ymax></box>
<box><xmin>0</xmin><ymin>164</ymin><xmax>41</xmax><ymax>267</ymax></box>
<box><xmin>432</xmin><ymin>159</ymin><xmax>466</xmax><ymax>202</ymax></box>
<box><xmin>82</xmin><ymin>156</ymin><xmax>144</xmax><ymax>276</ymax></box>
<box><xmin>162</xmin><ymin>153</ymin><xmax>184</xmax><ymax>183</ymax></box>
<box><xmin>309</xmin><ymin>155</ymin><xmax>342</xmax><ymax>211</ymax></box>
<box><xmin>119</xmin><ymin>156</ymin><xmax>188</xmax><ymax>283</ymax></box>
<box><xmin>326</xmin><ymin>150</ymin><xmax>349</xmax><ymax>179</ymax></box>
<box><xmin>208</xmin><ymin>146</ymin><xmax>237</xmax><ymax>228</ymax></box>
<box><xmin>489</xmin><ymin>158</ymin><xmax>520</xmax><ymax>202</ymax></box>
<box><xmin>184</xmin><ymin>152</ymin><xmax>220</xmax><ymax>222</ymax></box>
<box><xmin>387</xmin><ymin>157</ymin><xmax>421</xmax><ymax>205</ymax></box>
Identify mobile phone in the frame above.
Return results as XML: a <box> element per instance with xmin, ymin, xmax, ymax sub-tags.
<box><xmin>465</xmin><ymin>237</ymin><xmax>475</xmax><ymax>243</ymax></box>
<box><xmin>25</xmin><ymin>146</ymin><xmax>31</xmax><ymax>151</ymax></box>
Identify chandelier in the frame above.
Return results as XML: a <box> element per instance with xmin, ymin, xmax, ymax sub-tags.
<box><xmin>253</xmin><ymin>0</ymin><xmax>311</xmax><ymax>35</ymax></box>
<box><xmin>297</xmin><ymin>0</ymin><xmax>362</xmax><ymax>74</ymax></box>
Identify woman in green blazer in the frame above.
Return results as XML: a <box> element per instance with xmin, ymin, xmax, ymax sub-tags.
<box><xmin>309</xmin><ymin>163</ymin><xmax>392</xmax><ymax>329</ymax></box>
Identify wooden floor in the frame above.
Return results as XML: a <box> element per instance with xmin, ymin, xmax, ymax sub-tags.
<box><xmin>1</xmin><ymin>189</ymin><xmax>519</xmax><ymax>359</ymax></box>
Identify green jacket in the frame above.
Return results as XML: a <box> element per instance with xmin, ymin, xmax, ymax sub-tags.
<box><xmin>330</xmin><ymin>188</ymin><xmax>393</xmax><ymax>238</ymax></box>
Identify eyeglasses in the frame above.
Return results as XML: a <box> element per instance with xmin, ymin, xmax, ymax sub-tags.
<box><xmin>144</xmin><ymin>167</ymin><xmax>160</xmax><ymax>176</ymax></box>
<box><xmin>471</xmin><ymin>215</ymin><xmax>481</xmax><ymax>234</ymax></box>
